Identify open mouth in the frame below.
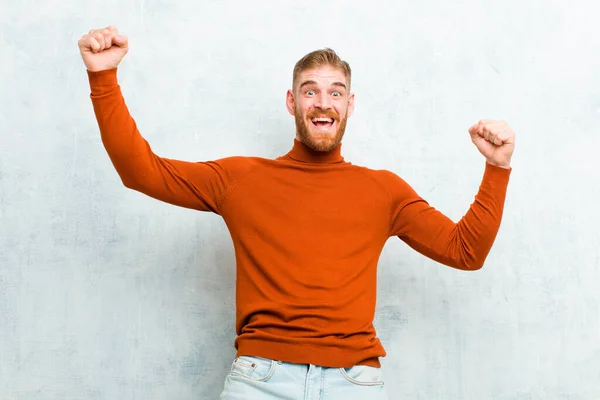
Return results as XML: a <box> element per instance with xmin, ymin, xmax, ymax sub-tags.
<box><xmin>310</xmin><ymin>116</ymin><xmax>335</xmax><ymax>130</ymax></box>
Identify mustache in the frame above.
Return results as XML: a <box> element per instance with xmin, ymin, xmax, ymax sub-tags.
<box><xmin>306</xmin><ymin>109</ymin><xmax>339</xmax><ymax>120</ymax></box>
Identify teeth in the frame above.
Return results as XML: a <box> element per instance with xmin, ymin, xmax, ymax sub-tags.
<box><xmin>311</xmin><ymin>117</ymin><xmax>334</xmax><ymax>123</ymax></box>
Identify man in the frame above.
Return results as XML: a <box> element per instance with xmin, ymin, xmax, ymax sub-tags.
<box><xmin>78</xmin><ymin>26</ymin><xmax>514</xmax><ymax>399</ymax></box>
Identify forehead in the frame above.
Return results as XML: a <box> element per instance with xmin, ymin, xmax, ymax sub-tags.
<box><xmin>297</xmin><ymin>66</ymin><xmax>348</xmax><ymax>87</ymax></box>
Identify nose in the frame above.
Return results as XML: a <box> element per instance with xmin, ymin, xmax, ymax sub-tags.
<box><xmin>314</xmin><ymin>93</ymin><xmax>332</xmax><ymax>110</ymax></box>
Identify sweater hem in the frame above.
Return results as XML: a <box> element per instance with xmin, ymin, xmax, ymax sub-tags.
<box><xmin>236</xmin><ymin>337</ymin><xmax>383</xmax><ymax>368</ymax></box>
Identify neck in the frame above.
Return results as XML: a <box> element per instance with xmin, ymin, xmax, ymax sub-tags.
<box><xmin>285</xmin><ymin>138</ymin><xmax>345</xmax><ymax>164</ymax></box>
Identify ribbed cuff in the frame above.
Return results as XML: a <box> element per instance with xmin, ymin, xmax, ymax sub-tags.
<box><xmin>484</xmin><ymin>162</ymin><xmax>511</xmax><ymax>184</ymax></box>
<box><xmin>87</xmin><ymin>68</ymin><xmax>118</xmax><ymax>95</ymax></box>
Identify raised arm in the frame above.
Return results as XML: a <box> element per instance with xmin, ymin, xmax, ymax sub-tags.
<box><xmin>78</xmin><ymin>26</ymin><xmax>253</xmax><ymax>214</ymax></box>
<box><xmin>383</xmin><ymin>163</ymin><xmax>510</xmax><ymax>270</ymax></box>
<box><xmin>380</xmin><ymin>121</ymin><xmax>514</xmax><ymax>270</ymax></box>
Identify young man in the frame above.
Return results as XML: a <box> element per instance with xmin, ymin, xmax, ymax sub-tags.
<box><xmin>78</xmin><ymin>26</ymin><xmax>514</xmax><ymax>399</ymax></box>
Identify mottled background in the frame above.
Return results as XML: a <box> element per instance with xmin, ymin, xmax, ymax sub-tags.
<box><xmin>1</xmin><ymin>0</ymin><xmax>600</xmax><ymax>398</ymax></box>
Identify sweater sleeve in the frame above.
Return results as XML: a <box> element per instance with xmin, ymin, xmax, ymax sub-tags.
<box><xmin>87</xmin><ymin>68</ymin><xmax>253</xmax><ymax>215</ymax></box>
<box><xmin>378</xmin><ymin>163</ymin><xmax>511</xmax><ymax>270</ymax></box>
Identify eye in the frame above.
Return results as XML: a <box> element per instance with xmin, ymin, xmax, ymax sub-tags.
<box><xmin>305</xmin><ymin>90</ymin><xmax>315</xmax><ymax>96</ymax></box>
<box><xmin>332</xmin><ymin>91</ymin><xmax>341</xmax><ymax>97</ymax></box>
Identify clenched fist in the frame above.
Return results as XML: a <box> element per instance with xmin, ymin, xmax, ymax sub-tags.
<box><xmin>78</xmin><ymin>26</ymin><xmax>129</xmax><ymax>72</ymax></box>
<box><xmin>468</xmin><ymin>120</ymin><xmax>516</xmax><ymax>169</ymax></box>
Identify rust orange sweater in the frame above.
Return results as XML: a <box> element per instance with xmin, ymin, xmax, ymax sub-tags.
<box><xmin>87</xmin><ymin>68</ymin><xmax>511</xmax><ymax>368</ymax></box>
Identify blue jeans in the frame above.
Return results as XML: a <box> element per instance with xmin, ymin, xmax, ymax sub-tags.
<box><xmin>219</xmin><ymin>355</ymin><xmax>388</xmax><ymax>399</ymax></box>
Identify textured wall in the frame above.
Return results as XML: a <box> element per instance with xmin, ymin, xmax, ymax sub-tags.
<box><xmin>1</xmin><ymin>0</ymin><xmax>600</xmax><ymax>398</ymax></box>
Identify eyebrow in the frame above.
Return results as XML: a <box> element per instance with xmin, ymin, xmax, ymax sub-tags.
<box><xmin>299</xmin><ymin>80</ymin><xmax>347</xmax><ymax>90</ymax></box>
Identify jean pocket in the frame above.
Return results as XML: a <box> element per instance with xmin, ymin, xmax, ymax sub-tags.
<box><xmin>339</xmin><ymin>365</ymin><xmax>384</xmax><ymax>386</ymax></box>
<box><xmin>228</xmin><ymin>355</ymin><xmax>277</xmax><ymax>382</ymax></box>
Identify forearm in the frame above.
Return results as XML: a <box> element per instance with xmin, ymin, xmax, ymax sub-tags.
<box><xmin>451</xmin><ymin>163</ymin><xmax>510</xmax><ymax>268</ymax></box>
<box><xmin>88</xmin><ymin>68</ymin><xmax>156</xmax><ymax>188</ymax></box>
<box><xmin>398</xmin><ymin>163</ymin><xmax>511</xmax><ymax>270</ymax></box>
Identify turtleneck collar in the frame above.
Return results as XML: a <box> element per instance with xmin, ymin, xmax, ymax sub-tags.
<box><xmin>284</xmin><ymin>138</ymin><xmax>345</xmax><ymax>164</ymax></box>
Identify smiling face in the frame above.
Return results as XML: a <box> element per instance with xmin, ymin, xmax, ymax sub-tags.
<box><xmin>286</xmin><ymin>65</ymin><xmax>355</xmax><ymax>152</ymax></box>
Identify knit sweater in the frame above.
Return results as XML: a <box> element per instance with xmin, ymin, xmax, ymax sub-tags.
<box><xmin>87</xmin><ymin>68</ymin><xmax>511</xmax><ymax>368</ymax></box>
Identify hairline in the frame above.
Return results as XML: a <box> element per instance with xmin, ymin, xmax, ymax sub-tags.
<box><xmin>293</xmin><ymin>66</ymin><xmax>351</xmax><ymax>93</ymax></box>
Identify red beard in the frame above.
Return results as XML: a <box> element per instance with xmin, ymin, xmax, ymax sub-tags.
<box><xmin>295</xmin><ymin>108</ymin><xmax>348</xmax><ymax>152</ymax></box>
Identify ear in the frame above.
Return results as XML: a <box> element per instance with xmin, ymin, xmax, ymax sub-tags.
<box><xmin>286</xmin><ymin>89</ymin><xmax>295</xmax><ymax>116</ymax></box>
<box><xmin>347</xmin><ymin>92</ymin><xmax>355</xmax><ymax>118</ymax></box>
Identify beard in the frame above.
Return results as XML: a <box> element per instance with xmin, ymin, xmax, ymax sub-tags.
<box><xmin>294</xmin><ymin>107</ymin><xmax>348</xmax><ymax>152</ymax></box>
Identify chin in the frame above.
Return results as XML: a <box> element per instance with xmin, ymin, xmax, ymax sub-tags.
<box><xmin>295</xmin><ymin>114</ymin><xmax>348</xmax><ymax>152</ymax></box>
<box><xmin>305</xmin><ymin>132</ymin><xmax>341</xmax><ymax>152</ymax></box>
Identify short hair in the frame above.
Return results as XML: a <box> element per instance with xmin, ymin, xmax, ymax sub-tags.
<box><xmin>292</xmin><ymin>48</ymin><xmax>351</xmax><ymax>92</ymax></box>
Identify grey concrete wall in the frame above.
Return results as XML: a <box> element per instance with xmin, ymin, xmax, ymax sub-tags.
<box><xmin>1</xmin><ymin>0</ymin><xmax>599</xmax><ymax>398</ymax></box>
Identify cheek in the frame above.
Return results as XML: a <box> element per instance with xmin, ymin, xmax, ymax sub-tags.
<box><xmin>335</xmin><ymin>104</ymin><xmax>348</xmax><ymax>117</ymax></box>
<box><xmin>299</xmin><ymin>96</ymin><xmax>315</xmax><ymax>108</ymax></box>
<box><xmin>295</xmin><ymin>104</ymin><xmax>308</xmax><ymax>119</ymax></box>
<box><xmin>296</xmin><ymin>103</ymin><xmax>312</xmax><ymax>116</ymax></box>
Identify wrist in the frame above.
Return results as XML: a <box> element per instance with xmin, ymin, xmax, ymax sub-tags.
<box><xmin>486</xmin><ymin>160</ymin><xmax>511</xmax><ymax>169</ymax></box>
